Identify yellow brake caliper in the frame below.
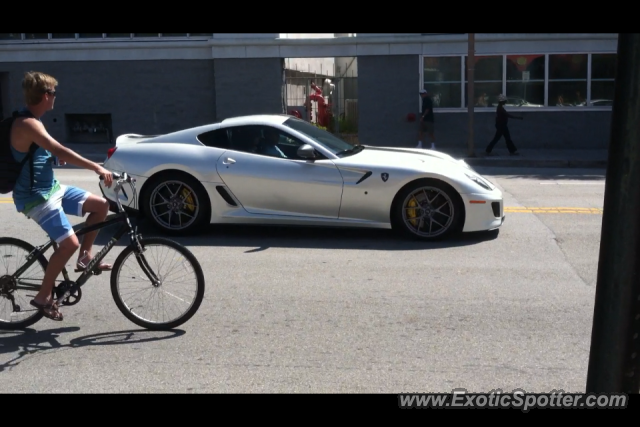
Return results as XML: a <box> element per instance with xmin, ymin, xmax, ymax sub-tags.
<box><xmin>181</xmin><ymin>188</ymin><xmax>196</xmax><ymax>212</ymax></box>
<box><xmin>406</xmin><ymin>196</ymin><xmax>419</xmax><ymax>227</ymax></box>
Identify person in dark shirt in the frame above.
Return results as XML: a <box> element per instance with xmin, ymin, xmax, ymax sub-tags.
<box><xmin>485</xmin><ymin>94</ymin><xmax>522</xmax><ymax>155</ymax></box>
<box><xmin>416</xmin><ymin>89</ymin><xmax>436</xmax><ymax>149</ymax></box>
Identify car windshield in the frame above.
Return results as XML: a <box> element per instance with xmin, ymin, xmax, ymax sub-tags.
<box><xmin>282</xmin><ymin>117</ymin><xmax>360</xmax><ymax>157</ymax></box>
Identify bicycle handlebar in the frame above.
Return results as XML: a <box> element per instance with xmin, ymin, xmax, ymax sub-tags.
<box><xmin>99</xmin><ymin>171</ymin><xmax>135</xmax><ymax>184</ymax></box>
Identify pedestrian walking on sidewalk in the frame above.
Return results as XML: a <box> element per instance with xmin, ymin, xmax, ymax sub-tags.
<box><xmin>416</xmin><ymin>89</ymin><xmax>436</xmax><ymax>150</ymax></box>
<box><xmin>485</xmin><ymin>94</ymin><xmax>522</xmax><ymax>156</ymax></box>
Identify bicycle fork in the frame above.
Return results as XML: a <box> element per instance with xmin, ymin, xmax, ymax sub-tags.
<box><xmin>130</xmin><ymin>228</ymin><xmax>161</xmax><ymax>287</ymax></box>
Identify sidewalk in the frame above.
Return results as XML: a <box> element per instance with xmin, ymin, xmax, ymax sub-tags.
<box><xmin>437</xmin><ymin>148</ymin><xmax>608</xmax><ymax>169</ymax></box>
<box><xmin>63</xmin><ymin>143</ymin><xmax>609</xmax><ymax>169</ymax></box>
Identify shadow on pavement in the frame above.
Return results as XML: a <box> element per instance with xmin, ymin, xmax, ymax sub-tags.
<box><xmin>0</xmin><ymin>327</ymin><xmax>185</xmax><ymax>372</ymax></box>
<box><xmin>90</xmin><ymin>215</ymin><xmax>501</xmax><ymax>250</ymax></box>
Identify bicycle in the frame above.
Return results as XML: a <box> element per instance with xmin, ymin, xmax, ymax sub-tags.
<box><xmin>0</xmin><ymin>171</ymin><xmax>205</xmax><ymax>331</ymax></box>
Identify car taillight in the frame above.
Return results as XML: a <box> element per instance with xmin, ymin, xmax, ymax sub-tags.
<box><xmin>107</xmin><ymin>147</ymin><xmax>117</xmax><ymax>159</ymax></box>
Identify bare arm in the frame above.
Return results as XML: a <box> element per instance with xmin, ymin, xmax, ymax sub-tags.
<box><xmin>20</xmin><ymin>118</ymin><xmax>114</xmax><ymax>187</ymax></box>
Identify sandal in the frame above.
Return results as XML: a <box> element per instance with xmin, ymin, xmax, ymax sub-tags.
<box><xmin>74</xmin><ymin>251</ymin><xmax>113</xmax><ymax>272</ymax></box>
<box><xmin>30</xmin><ymin>300</ymin><xmax>64</xmax><ymax>321</ymax></box>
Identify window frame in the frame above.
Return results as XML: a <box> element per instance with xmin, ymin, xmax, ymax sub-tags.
<box><xmin>420</xmin><ymin>52</ymin><xmax>616</xmax><ymax>112</ymax></box>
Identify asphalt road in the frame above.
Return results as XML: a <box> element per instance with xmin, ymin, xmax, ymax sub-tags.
<box><xmin>0</xmin><ymin>166</ymin><xmax>607</xmax><ymax>393</ymax></box>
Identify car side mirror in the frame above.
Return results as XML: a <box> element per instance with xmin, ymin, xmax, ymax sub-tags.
<box><xmin>297</xmin><ymin>144</ymin><xmax>316</xmax><ymax>160</ymax></box>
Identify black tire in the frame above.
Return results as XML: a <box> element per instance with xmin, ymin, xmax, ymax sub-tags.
<box><xmin>110</xmin><ymin>237</ymin><xmax>205</xmax><ymax>330</ymax></box>
<box><xmin>141</xmin><ymin>171</ymin><xmax>210</xmax><ymax>236</ymax></box>
<box><xmin>391</xmin><ymin>178</ymin><xmax>465</xmax><ymax>241</ymax></box>
<box><xmin>0</xmin><ymin>237</ymin><xmax>49</xmax><ymax>329</ymax></box>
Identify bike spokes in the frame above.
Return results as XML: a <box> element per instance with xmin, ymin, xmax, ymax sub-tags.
<box><xmin>0</xmin><ymin>242</ymin><xmax>47</xmax><ymax>325</ymax></box>
<box><xmin>112</xmin><ymin>238</ymin><xmax>203</xmax><ymax>329</ymax></box>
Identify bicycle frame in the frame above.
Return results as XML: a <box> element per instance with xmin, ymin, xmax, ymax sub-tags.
<box><xmin>10</xmin><ymin>175</ymin><xmax>161</xmax><ymax>305</ymax></box>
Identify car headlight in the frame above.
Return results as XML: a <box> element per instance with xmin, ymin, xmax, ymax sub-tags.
<box><xmin>464</xmin><ymin>172</ymin><xmax>494</xmax><ymax>190</ymax></box>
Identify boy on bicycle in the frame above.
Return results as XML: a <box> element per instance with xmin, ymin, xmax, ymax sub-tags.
<box><xmin>9</xmin><ymin>71</ymin><xmax>114</xmax><ymax>321</ymax></box>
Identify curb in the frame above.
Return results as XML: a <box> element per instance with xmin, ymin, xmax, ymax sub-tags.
<box><xmin>462</xmin><ymin>157</ymin><xmax>607</xmax><ymax>169</ymax></box>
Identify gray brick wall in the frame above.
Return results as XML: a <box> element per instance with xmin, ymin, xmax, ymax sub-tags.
<box><xmin>430</xmin><ymin>110</ymin><xmax>612</xmax><ymax>150</ymax></box>
<box><xmin>213</xmin><ymin>58</ymin><xmax>284</xmax><ymax>120</ymax></box>
<box><xmin>0</xmin><ymin>60</ymin><xmax>216</xmax><ymax>143</ymax></box>
<box><xmin>1</xmin><ymin>56</ymin><xmax>613</xmax><ymax>150</ymax></box>
<box><xmin>358</xmin><ymin>55</ymin><xmax>419</xmax><ymax>148</ymax></box>
<box><xmin>358</xmin><ymin>54</ymin><xmax>612</xmax><ymax>150</ymax></box>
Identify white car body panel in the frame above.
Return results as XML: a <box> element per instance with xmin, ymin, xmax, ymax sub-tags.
<box><xmin>99</xmin><ymin>114</ymin><xmax>504</xmax><ymax>236</ymax></box>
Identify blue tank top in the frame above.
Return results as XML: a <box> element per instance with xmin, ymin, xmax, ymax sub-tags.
<box><xmin>10</xmin><ymin>108</ymin><xmax>60</xmax><ymax>214</ymax></box>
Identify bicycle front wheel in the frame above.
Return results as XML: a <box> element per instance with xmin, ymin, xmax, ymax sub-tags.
<box><xmin>110</xmin><ymin>236</ymin><xmax>205</xmax><ymax>330</ymax></box>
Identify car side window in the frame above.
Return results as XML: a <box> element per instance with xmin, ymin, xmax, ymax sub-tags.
<box><xmin>256</xmin><ymin>126</ymin><xmax>327</xmax><ymax>160</ymax></box>
<box><xmin>197</xmin><ymin>128</ymin><xmax>230</xmax><ymax>149</ymax></box>
<box><xmin>226</xmin><ymin>125</ymin><xmax>264</xmax><ymax>154</ymax></box>
<box><xmin>224</xmin><ymin>125</ymin><xmax>325</xmax><ymax>160</ymax></box>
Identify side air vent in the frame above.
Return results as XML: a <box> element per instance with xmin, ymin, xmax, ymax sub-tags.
<box><xmin>491</xmin><ymin>201</ymin><xmax>501</xmax><ymax>218</ymax></box>
<box><xmin>356</xmin><ymin>171</ymin><xmax>372</xmax><ymax>184</ymax></box>
<box><xmin>216</xmin><ymin>186</ymin><xmax>238</xmax><ymax>206</ymax></box>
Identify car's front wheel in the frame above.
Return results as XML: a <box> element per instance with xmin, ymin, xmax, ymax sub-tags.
<box><xmin>391</xmin><ymin>178</ymin><xmax>465</xmax><ymax>241</ymax></box>
<box><xmin>141</xmin><ymin>171</ymin><xmax>210</xmax><ymax>235</ymax></box>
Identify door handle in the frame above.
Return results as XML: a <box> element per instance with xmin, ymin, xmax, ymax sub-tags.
<box><xmin>223</xmin><ymin>158</ymin><xmax>236</xmax><ymax>165</ymax></box>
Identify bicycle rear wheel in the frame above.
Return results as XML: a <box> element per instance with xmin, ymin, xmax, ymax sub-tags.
<box><xmin>110</xmin><ymin>236</ymin><xmax>205</xmax><ymax>330</ymax></box>
<box><xmin>0</xmin><ymin>237</ymin><xmax>49</xmax><ymax>329</ymax></box>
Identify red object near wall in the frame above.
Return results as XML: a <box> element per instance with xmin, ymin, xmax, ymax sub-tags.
<box><xmin>289</xmin><ymin>110</ymin><xmax>302</xmax><ymax>119</ymax></box>
<box><xmin>406</xmin><ymin>113</ymin><xmax>416</xmax><ymax>122</ymax></box>
<box><xmin>309</xmin><ymin>83</ymin><xmax>330</xmax><ymax>127</ymax></box>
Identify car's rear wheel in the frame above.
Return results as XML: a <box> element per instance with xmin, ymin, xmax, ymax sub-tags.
<box><xmin>141</xmin><ymin>171</ymin><xmax>210</xmax><ymax>235</ymax></box>
<box><xmin>391</xmin><ymin>178</ymin><xmax>464</xmax><ymax>241</ymax></box>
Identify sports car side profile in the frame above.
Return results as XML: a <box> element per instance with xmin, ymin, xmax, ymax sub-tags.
<box><xmin>99</xmin><ymin>114</ymin><xmax>504</xmax><ymax>241</ymax></box>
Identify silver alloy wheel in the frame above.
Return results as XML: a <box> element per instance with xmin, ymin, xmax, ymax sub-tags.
<box><xmin>149</xmin><ymin>180</ymin><xmax>200</xmax><ymax>230</ymax></box>
<box><xmin>402</xmin><ymin>186</ymin><xmax>455</xmax><ymax>238</ymax></box>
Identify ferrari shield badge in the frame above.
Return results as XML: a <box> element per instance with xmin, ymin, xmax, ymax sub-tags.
<box><xmin>381</xmin><ymin>173</ymin><xmax>389</xmax><ymax>182</ymax></box>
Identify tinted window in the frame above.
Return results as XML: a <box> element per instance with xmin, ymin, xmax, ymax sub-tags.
<box><xmin>225</xmin><ymin>124</ymin><xmax>327</xmax><ymax>160</ymax></box>
<box><xmin>197</xmin><ymin>128</ymin><xmax>230</xmax><ymax>149</ymax></box>
<box><xmin>282</xmin><ymin>118</ymin><xmax>353</xmax><ymax>155</ymax></box>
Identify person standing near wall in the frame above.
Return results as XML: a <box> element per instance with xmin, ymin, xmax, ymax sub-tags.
<box><xmin>416</xmin><ymin>89</ymin><xmax>436</xmax><ymax>150</ymax></box>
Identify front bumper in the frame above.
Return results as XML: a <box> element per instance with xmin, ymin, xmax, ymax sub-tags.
<box><xmin>460</xmin><ymin>189</ymin><xmax>505</xmax><ymax>232</ymax></box>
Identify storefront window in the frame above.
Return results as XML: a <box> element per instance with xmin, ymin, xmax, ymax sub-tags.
<box><xmin>548</xmin><ymin>54</ymin><xmax>588</xmax><ymax>106</ymax></box>
<box><xmin>465</xmin><ymin>55</ymin><xmax>502</xmax><ymax>107</ymax></box>
<box><xmin>506</xmin><ymin>54</ymin><xmax>545</xmax><ymax>106</ymax></box>
<box><xmin>423</xmin><ymin>56</ymin><xmax>462</xmax><ymax>108</ymax></box>
<box><xmin>24</xmin><ymin>33</ymin><xmax>49</xmax><ymax>39</ymax></box>
<box><xmin>0</xmin><ymin>33</ymin><xmax>23</xmax><ymax>40</ymax></box>
<box><xmin>590</xmin><ymin>54</ymin><xmax>616</xmax><ymax>107</ymax></box>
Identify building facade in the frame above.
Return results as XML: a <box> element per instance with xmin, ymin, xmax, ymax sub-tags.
<box><xmin>0</xmin><ymin>33</ymin><xmax>617</xmax><ymax>150</ymax></box>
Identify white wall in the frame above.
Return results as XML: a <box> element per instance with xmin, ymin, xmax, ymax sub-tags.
<box><xmin>335</xmin><ymin>57</ymin><xmax>357</xmax><ymax>77</ymax></box>
<box><xmin>284</xmin><ymin>57</ymin><xmax>335</xmax><ymax>76</ymax></box>
<box><xmin>279</xmin><ymin>34</ymin><xmax>336</xmax><ymax>39</ymax></box>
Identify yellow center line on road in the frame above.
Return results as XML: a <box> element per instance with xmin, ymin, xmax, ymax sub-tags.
<box><xmin>504</xmin><ymin>207</ymin><xmax>603</xmax><ymax>214</ymax></box>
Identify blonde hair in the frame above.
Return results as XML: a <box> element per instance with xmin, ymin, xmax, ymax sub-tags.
<box><xmin>22</xmin><ymin>71</ymin><xmax>58</xmax><ymax>106</ymax></box>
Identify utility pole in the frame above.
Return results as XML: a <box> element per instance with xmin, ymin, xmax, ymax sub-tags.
<box><xmin>586</xmin><ymin>33</ymin><xmax>640</xmax><ymax>393</ymax></box>
<box><xmin>467</xmin><ymin>33</ymin><xmax>476</xmax><ymax>157</ymax></box>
